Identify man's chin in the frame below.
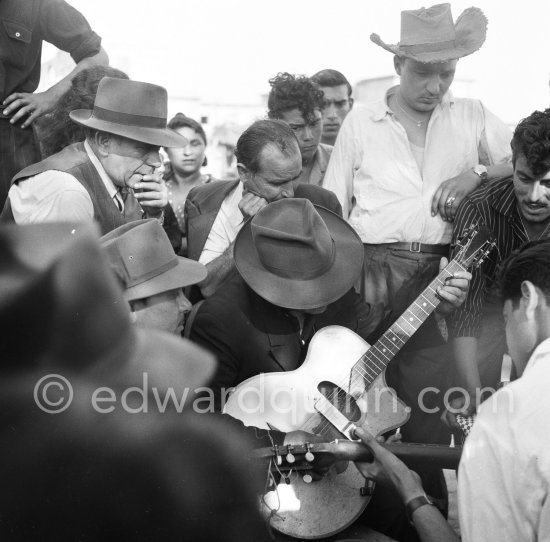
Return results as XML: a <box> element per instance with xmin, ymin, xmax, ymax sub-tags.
<box><xmin>521</xmin><ymin>206</ymin><xmax>550</xmax><ymax>223</ymax></box>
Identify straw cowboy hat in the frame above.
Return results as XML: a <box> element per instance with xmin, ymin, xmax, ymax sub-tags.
<box><xmin>370</xmin><ymin>3</ymin><xmax>487</xmax><ymax>63</ymax></box>
<box><xmin>234</xmin><ymin>198</ymin><xmax>364</xmax><ymax>310</ymax></box>
<box><xmin>0</xmin><ymin>222</ymin><xmax>215</xmax><ymax>394</ymax></box>
<box><xmin>69</xmin><ymin>77</ymin><xmax>187</xmax><ymax>147</ymax></box>
<box><xmin>100</xmin><ymin>219</ymin><xmax>206</xmax><ymax>302</ymax></box>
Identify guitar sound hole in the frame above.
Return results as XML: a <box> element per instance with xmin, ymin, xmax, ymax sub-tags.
<box><xmin>317</xmin><ymin>381</ymin><xmax>361</xmax><ymax>423</ymax></box>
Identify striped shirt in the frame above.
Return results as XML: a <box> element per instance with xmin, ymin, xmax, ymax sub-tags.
<box><xmin>448</xmin><ymin>176</ymin><xmax>530</xmax><ymax>338</ymax></box>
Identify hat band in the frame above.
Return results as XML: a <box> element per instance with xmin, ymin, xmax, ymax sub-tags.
<box><xmin>129</xmin><ymin>257</ymin><xmax>178</xmax><ymax>288</ymax></box>
<box><xmin>262</xmin><ymin>239</ymin><xmax>336</xmax><ymax>280</ymax></box>
<box><xmin>400</xmin><ymin>39</ymin><xmax>456</xmax><ymax>54</ymax></box>
<box><xmin>92</xmin><ymin>106</ymin><xmax>167</xmax><ymax>129</ymax></box>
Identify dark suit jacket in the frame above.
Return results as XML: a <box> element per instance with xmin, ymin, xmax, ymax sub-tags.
<box><xmin>185</xmin><ymin>180</ymin><xmax>343</xmax><ymax>261</ymax></box>
<box><xmin>189</xmin><ymin>275</ymin><xmax>382</xmax><ymax>411</ymax></box>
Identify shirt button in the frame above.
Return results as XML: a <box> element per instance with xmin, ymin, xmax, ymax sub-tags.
<box><xmin>15</xmin><ymin>32</ymin><xmax>21</xmax><ymax>37</ymax></box>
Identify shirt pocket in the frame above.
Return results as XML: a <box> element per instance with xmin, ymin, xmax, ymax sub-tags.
<box><xmin>2</xmin><ymin>19</ymin><xmax>32</xmax><ymax>66</ymax></box>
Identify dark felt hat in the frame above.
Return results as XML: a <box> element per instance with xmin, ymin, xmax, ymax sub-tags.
<box><xmin>234</xmin><ymin>199</ymin><xmax>364</xmax><ymax>310</ymax></box>
<box><xmin>100</xmin><ymin>219</ymin><xmax>206</xmax><ymax>302</ymax></box>
<box><xmin>69</xmin><ymin>77</ymin><xmax>188</xmax><ymax>147</ymax></box>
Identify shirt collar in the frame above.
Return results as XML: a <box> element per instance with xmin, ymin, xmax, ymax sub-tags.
<box><xmin>524</xmin><ymin>337</ymin><xmax>550</xmax><ymax>374</ymax></box>
<box><xmin>371</xmin><ymin>85</ymin><xmax>455</xmax><ymax>122</ymax></box>
<box><xmin>84</xmin><ymin>140</ymin><xmax>120</xmax><ymax>199</ymax></box>
<box><xmin>489</xmin><ymin>177</ymin><xmax>518</xmax><ymax>217</ymax></box>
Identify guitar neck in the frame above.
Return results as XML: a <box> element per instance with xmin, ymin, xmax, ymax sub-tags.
<box><xmin>252</xmin><ymin>441</ymin><xmax>463</xmax><ymax>471</ymax></box>
<box><xmin>356</xmin><ymin>259</ymin><xmax>465</xmax><ymax>380</ymax></box>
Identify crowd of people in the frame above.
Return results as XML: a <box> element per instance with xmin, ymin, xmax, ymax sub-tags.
<box><xmin>1</xmin><ymin>1</ymin><xmax>550</xmax><ymax>541</ymax></box>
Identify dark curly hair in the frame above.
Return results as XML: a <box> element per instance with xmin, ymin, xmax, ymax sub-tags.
<box><xmin>267</xmin><ymin>72</ymin><xmax>325</xmax><ymax>124</ymax></box>
<box><xmin>497</xmin><ymin>238</ymin><xmax>550</xmax><ymax>307</ymax></box>
<box><xmin>37</xmin><ymin>66</ymin><xmax>129</xmax><ymax>158</ymax></box>
<box><xmin>511</xmin><ymin>109</ymin><xmax>550</xmax><ymax>177</ymax></box>
<box><xmin>167</xmin><ymin>113</ymin><xmax>207</xmax><ymax>146</ymax></box>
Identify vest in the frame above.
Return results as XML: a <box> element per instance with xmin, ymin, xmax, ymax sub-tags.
<box><xmin>1</xmin><ymin>142</ymin><xmax>143</xmax><ymax>234</ymax></box>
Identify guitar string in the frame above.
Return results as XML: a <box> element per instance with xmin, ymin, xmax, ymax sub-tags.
<box><xmin>309</xmin><ymin>234</ymin><xmax>493</xmax><ymax>438</ymax></box>
<box><xmin>304</xmin><ymin>263</ymin><xmax>462</xmax><ymax>439</ymax></box>
<box><xmin>306</xmin><ymin>275</ymin><xmax>448</xmax><ymax>438</ymax></box>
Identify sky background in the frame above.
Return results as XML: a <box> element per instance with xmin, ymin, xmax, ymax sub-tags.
<box><xmin>44</xmin><ymin>0</ymin><xmax>550</xmax><ymax>125</ymax></box>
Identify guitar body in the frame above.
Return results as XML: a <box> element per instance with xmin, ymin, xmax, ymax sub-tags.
<box><xmin>224</xmin><ymin>325</ymin><xmax>410</xmax><ymax>539</ymax></box>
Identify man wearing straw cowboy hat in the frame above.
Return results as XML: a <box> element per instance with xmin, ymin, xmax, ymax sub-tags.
<box><xmin>1</xmin><ymin>77</ymin><xmax>186</xmax><ymax>234</ymax></box>
<box><xmin>323</xmin><ymin>3</ymin><xmax>512</xmax><ymax>456</ymax></box>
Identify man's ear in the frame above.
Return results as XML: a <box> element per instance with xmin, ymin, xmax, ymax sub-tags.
<box><xmin>94</xmin><ymin>131</ymin><xmax>112</xmax><ymax>158</ymax></box>
<box><xmin>521</xmin><ymin>280</ymin><xmax>539</xmax><ymax>320</ymax></box>
<box><xmin>394</xmin><ymin>55</ymin><xmax>402</xmax><ymax>76</ymax></box>
<box><xmin>349</xmin><ymin>97</ymin><xmax>354</xmax><ymax>110</ymax></box>
<box><xmin>236</xmin><ymin>163</ymin><xmax>249</xmax><ymax>181</ymax></box>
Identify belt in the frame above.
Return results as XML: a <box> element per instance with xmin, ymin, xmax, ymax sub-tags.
<box><xmin>368</xmin><ymin>242</ymin><xmax>450</xmax><ymax>255</ymax></box>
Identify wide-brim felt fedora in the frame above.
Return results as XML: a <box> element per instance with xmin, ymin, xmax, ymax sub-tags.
<box><xmin>234</xmin><ymin>199</ymin><xmax>364</xmax><ymax>310</ymax></box>
<box><xmin>100</xmin><ymin>219</ymin><xmax>207</xmax><ymax>302</ymax></box>
<box><xmin>370</xmin><ymin>3</ymin><xmax>487</xmax><ymax>63</ymax></box>
<box><xmin>69</xmin><ymin>77</ymin><xmax>188</xmax><ymax>148</ymax></box>
<box><xmin>0</xmin><ymin>223</ymin><xmax>215</xmax><ymax>397</ymax></box>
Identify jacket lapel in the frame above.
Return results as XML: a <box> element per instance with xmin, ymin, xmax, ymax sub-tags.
<box><xmin>247</xmin><ymin>287</ymin><xmax>302</xmax><ymax>372</ymax></box>
<box><xmin>186</xmin><ymin>180</ymin><xmax>240</xmax><ymax>261</ymax></box>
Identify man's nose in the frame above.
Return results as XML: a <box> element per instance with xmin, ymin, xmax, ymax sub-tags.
<box><xmin>177</xmin><ymin>290</ymin><xmax>193</xmax><ymax>314</ymax></box>
<box><xmin>527</xmin><ymin>181</ymin><xmax>544</xmax><ymax>202</ymax></box>
<box><xmin>145</xmin><ymin>149</ymin><xmax>162</xmax><ymax>167</ymax></box>
<box><xmin>426</xmin><ymin>76</ymin><xmax>441</xmax><ymax>95</ymax></box>
<box><xmin>303</xmin><ymin>125</ymin><xmax>313</xmax><ymax>140</ymax></box>
<box><xmin>325</xmin><ymin>103</ymin><xmax>337</xmax><ymax>120</ymax></box>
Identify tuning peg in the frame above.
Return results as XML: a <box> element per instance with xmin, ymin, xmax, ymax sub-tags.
<box><xmin>302</xmin><ymin>474</ymin><xmax>313</xmax><ymax>484</ymax></box>
<box><xmin>286</xmin><ymin>445</ymin><xmax>295</xmax><ymax>464</ymax></box>
<box><xmin>273</xmin><ymin>445</ymin><xmax>283</xmax><ymax>466</ymax></box>
<box><xmin>305</xmin><ymin>443</ymin><xmax>314</xmax><ymax>463</ymax></box>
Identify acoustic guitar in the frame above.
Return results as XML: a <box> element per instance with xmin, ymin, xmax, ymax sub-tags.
<box><xmin>224</xmin><ymin>225</ymin><xmax>494</xmax><ymax>539</ymax></box>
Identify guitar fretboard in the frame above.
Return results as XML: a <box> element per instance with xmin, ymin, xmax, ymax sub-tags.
<box><xmin>354</xmin><ymin>260</ymin><xmax>465</xmax><ymax>385</ymax></box>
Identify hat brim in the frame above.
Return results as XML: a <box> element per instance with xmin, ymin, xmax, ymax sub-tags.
<box><xmin>124</xmin><ymin>256</ymin><xmax>207</xmax><ymax>302</ymax></box>
<box><xmin>234</xmin><ymin>205</ymin><xmax>364</xmax><ymax>310</ymax></box>
<box><xmin>69</xmin><ymin>110</ymin><xmax>187</xmax><ymax>148</ymax></box>
<box><xmin>370</xmin><ymin>7</ymin><xmax>487</xmax><ymax>63</ymax></box>
<box><xmin>72</xmin><ymin>327</ymin><xmax>216</xmax><ymax>406</ymax></box>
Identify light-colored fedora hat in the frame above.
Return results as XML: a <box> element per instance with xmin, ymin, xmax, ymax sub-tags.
<box><xmin>0</xmin><ymin>222</ymin><xmax>215</xmax><ymax>394</ymax></box>
<box><xmin>234</xmin><ymin>198</ymin><xmax>364</xmax><ymax>310</ymax></box>
<box><xmin>69</xmin><ymin>77</ymin><xmax>188</xmax><ymax>147</ymax></box>
<box><xmin>370</xmin><ymin>3</ymin><xmax>487</xmax><ymax>63</ymax></box>
<box><xmin>100</xmin><ymin>219</ymin><xmax>207</xmax><ymax>302</ymax></box>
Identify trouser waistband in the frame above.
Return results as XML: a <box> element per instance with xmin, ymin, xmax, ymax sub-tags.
<box><xmin>364</xmin><ymin>242</ymin><xmax>450</xmax><ymax>256</ymax></box>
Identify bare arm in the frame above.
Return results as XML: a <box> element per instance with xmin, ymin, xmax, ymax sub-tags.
<box><xmin>354</xmin><ymin>428</ymin><xmax>459</xmax><ymax>542</ymax></box>
<box><xmin>3</xmin><ymin>47</ymin><xmax>109</xmax><ymax>128</ymax></box>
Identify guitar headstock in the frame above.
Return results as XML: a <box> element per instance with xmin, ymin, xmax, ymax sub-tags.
<box><xmin>453</xmin><ymin>224</ymin><xmax>496</xmax><ymax>270</ymax></box>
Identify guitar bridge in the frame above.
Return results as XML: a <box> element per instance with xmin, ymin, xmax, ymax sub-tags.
<box><xmin>314</xmin><ymin>395</ymin><xmax>358</xmax><ymax>440</ymax></box>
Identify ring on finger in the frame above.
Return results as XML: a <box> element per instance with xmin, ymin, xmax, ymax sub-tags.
<box><xmin>445</xmin><ymin>196</ymin><xmax>456</xmax><ymax>207</ymax></box>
